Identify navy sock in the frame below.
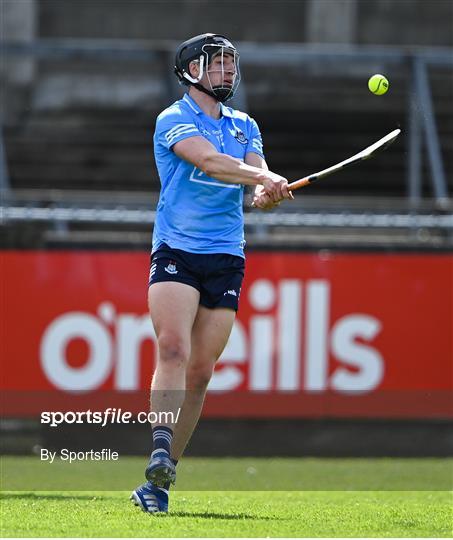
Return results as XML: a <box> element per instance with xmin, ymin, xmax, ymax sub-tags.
<box><xmin>151</xmin><ymin>425</ymin><xmax>173</xmax><ymax>457</ymax></box>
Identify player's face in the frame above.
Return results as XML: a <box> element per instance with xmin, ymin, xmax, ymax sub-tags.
<box><xmin>205</xmin><ymin>53</ymin><xmax>237</xmax><ymax>88</ymax></box>
<box><xmin>189</xmin><ymin>53</ymin><xmax>237</xmax><ymax>88</ymax></box>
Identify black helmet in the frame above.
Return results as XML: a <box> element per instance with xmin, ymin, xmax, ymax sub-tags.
<box><xmin>174</xmin><ymin>33</ymin><xmax>240</xmax><ymax>103</ymax></box>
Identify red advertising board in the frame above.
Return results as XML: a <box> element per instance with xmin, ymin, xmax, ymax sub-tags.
<box><xmin>1</xmin><ymin>251</ymin><xmax>452</xmax><ymax>418</ymax></box>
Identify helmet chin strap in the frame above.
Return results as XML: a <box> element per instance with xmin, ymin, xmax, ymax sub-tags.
<box><xmin>192</xmin><ymin>82</ymin><xmax>232</xmax><ymax>103</ymax></box>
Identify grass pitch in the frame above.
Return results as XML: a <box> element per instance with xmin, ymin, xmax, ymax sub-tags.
<box><xmin>1</xmin><ymin>457</ymin><xmax>452</xmax><ymax>537</ymax></box>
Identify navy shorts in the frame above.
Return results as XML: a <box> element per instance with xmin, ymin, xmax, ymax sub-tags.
<box><xmin>149</xmin><ymin>243</ymin><xmax>245</xmax><ymax>311</ymax></box>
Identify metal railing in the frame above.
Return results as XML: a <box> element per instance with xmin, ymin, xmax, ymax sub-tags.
<box><xmin>2</xmin><ymin>202</ymin><xmax>452</xmax><ymax>229</ymax></box>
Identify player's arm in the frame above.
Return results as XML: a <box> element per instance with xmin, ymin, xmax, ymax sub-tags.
<box><xmin>245</xmin><ymin>151</ymin><xmax>294</xmax><ymax>209</ymax></box>
<box><xmin>173</xmin><ymin>136</ymin><xmax>291</xmax><ymax>202</ymax></box>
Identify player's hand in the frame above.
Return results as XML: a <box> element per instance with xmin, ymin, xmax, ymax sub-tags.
<box><xmin>253</xmin><ymin>191</ymin><xmax>281</xmax><ymax>211</ymax></box>
<box><xmin>260</xmin><ymin>172</ymin><xmax>294</xmax><ymax>203</ymax></box>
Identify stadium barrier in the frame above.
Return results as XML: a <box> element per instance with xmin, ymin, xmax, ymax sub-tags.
<box><xmin>2</xmin><ymin>250</ymin><xmax>451</xmax><ymax>420</ymax></box>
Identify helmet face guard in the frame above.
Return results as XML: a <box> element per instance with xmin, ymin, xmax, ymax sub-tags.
<box><xmin>174</xmin><ymin>34</ymin><xmax>241</xmax><ymax>103</ymax></box>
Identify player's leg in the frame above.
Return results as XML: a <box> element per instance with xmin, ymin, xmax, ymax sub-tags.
<box><xmin>171</xmin><ymin>305</ymin><xmax>236</xmax><ymax>460</ymax></box>
<box><xmin>168</xmin><ymin>252</ymin><xmax>244</xmax><ymax>462</ymax></box>
<box><xmin>145</xmin><ymin>281</ymin><xmax>200</xmax><ymax>486</ymax></box>
<box><xmin>149</xmin><ymin>281</ymin><xmax>200</xmax><ymax>420</ymax></box>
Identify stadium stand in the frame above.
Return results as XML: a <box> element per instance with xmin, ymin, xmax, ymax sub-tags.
<box><xmin>1</xmin><ymin>1</ymin><xmax>452</xmax><ymax>251</ymax></box>
<box><xmin>3</xmin><ymin>62</ymin><xmax>452</xmax><ymax>197</ymax></box>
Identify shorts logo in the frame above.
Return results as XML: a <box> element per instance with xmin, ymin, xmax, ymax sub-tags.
<box><xmin>234</xmin><ymin>129</ymin><xmax>248</xmax><ymax>144</ymax></box>
<box><xmin>149</xmin><ymin>263</ymin><xmax>157</xmax><ymax>281</ymax></box>
<box><xmin>164</xmin><ymin>261</ymin><xmax>178</xmax><ymax>275</ymax></box>
<box><xmin>224</xmin><ymin>289</ymin><xmax>237</xmax><ymax>297</ymax></box>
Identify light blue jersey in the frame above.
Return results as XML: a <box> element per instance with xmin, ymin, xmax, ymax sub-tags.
<box><xmin>152</xmin><ymin>93</ymin><xmax>265</xmax><ymax>258</ymax></box>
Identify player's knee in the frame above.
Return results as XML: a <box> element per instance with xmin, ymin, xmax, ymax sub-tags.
<box><xmin>187</xmin><ymin>363</ymin><xmax>214</xmax><ymax>391</ymax></box>
<box><xmin>157</xmin><ymin>333</ymin><xmax>189</xmax><ymax>367</ymax></box>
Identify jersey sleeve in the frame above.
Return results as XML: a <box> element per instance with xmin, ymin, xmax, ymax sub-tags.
<box><xmin>246</xmin><ymin>117</ymin><xmax>265</xmax><ymax>159</ymax></box>
<box><xmin>155</xmin><ymin>107</ymin><xmax>201</xmax><ymax>150</ymax></box>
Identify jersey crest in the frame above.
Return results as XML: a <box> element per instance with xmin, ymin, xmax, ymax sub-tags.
<box><xmin>234</xmin><ymin>128</ymin><xmax>248</xmax><ymax>144</ymax></box>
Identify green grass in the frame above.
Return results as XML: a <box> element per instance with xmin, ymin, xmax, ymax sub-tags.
<box><xmin>1</xmin><ymin>458</ymin><xmax>452</xmax><ymax>537</ymax></box>
<box><xmin>2</xmin><ymin>490</ymin><xmax>451</xmax><ymax>537</ymax></box>
<box><xmin>1</xmin><ymin>456</ymin><xmax>451</xmax><ymax>491</ymax></box>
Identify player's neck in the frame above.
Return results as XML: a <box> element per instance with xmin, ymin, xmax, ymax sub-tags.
<box><xmin>188</xmin><ymin>88</ymin><xmax>222</xmax><ymax>120</ymax></box>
